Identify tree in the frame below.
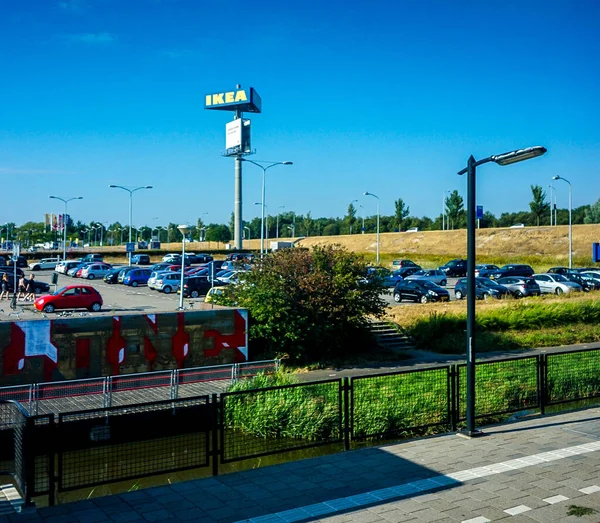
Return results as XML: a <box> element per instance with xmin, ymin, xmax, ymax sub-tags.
<box><xmin>302</xmin><ymin>212</ymin><xmax>313</xmax><ymax>237</ymax></box>
<box><xmin>345</xmin><ymin>203</ymin><xmax>357</xmax><ymax>234</ymax></box>
<box><xmin>213</xmin><ymin>245</ymin><xmax>387</xmax><ymax>362</ymax></box>
<box><xmin>584</xmin><ymin>200</ymin><xmax>600</xmax><ymax>224</ymax></box>
<box><xmin>445</xmin><ymin>191</ymin><xmax>465</xmax><ymax>229</ymax></box>
<box><xmin>206</xmin><ymin>224</ymin><xmax>231</xmax><ymax>243</ymax></box>
<box><xmin>529</xmin><ymin>185</ymin><xmax>550</xmax><ymax>226</ymax></box>
<box><xmin>394</xmin><ymin>198</ymin><xmax>410</xmax><ymax>231</ymax></box>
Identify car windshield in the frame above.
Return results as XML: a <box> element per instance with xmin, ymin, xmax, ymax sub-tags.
<box><xmin>479</xmin><ymin>279</ymin><xmax>502</xmax><ymax>288</ymax></box>
<box><xmin>412</xmin><ymin>270</ymin><xmax>426</xmax><ymax>276</ymax></box>
<box><xmin>553</xmin><ymin>274</ymin><xmax>568</xmax><ymax>282</ymax></box>
<box><xmin>52</xmin><ymin>286</ymin><xmax>68</xmax><ymax>296</ymax></box>
<box><xmin>417</xmin><ymin>280</ymin><xmax>439</xmax><ymax>289</ymax></box>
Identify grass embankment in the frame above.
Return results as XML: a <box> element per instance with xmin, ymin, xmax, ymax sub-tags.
<box><xmin>386</xmin><ymin>294</ymin><xmax>600</xmax><ymax>354</ymax></box>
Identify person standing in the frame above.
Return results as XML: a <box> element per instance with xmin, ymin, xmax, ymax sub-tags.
<box><xmin>17</xmin><ymin>275</ymin><xmax>27</xmax><ymax>300</ymax></box>
<box><xmin>25</xmin><ymin>274</ymin><xmax>36</xmax><ymax>302</ymax></box>
<box><xmin>0</xmin><ymin>273</ymin><xmax>9</xmax><ymax>300</ymax></box>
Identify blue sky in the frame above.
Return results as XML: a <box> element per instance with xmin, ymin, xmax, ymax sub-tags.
<box><xmin>1</xmin><ymin>0</ymin><xmax>598</xmax><ymax>229</ymax></box>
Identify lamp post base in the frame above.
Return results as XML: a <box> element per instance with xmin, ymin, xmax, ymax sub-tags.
<box><xmin>457</xmin><ymin>429</ymin><xmax>485</xmax><ymax>439</ymax></box>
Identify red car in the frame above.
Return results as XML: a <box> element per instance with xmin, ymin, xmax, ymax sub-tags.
<box><xmin>34</xmin><ymin>285</ymin><xmax>104</xmax><ymax>313</ymax></box>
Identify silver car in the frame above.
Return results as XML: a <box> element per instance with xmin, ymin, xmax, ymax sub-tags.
<box><xmin>80</xmin><ymin>263</ymin><xmax>112</xmax><ymax>280</ymax></box>
<box><xmin>405</xmin><ymin>269</ymin><xmax>447</xmax><ymax>286</ymax></box>
<box><xmin>148</xmin><ymin>270</ymin><xmax>171</xmax><ymax>290</ymax></box>
<box><xmin>153</xmin><ymin>272</ymin><xmax>182</xmax><ymax>294</ymax></box>
<box><xmin>533</xmin><ymin>273</ymin><xmax>582</xmax><ymax>295</ymax></box>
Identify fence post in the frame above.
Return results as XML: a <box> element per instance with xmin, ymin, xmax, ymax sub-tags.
<box><xmin>23</xmin><ymin>416</ymin><xmax>34</xmax><ymax>506</ymax></box>
<box><xmin>450</xmin><ymin>365</ymin><xmax>458</xmax><ymax>431</ymax></box>
<box><xmin>170</xmin><ymin>370</ymin><xmax>179</xmax><ymax>400</ymax></box>
<box><xmin>275</xmin><ymin>358</ymin><xmax>281</xmax><ymax>372</ymax></box>
<box><xmin>106</xmin><ymin>377</ymin><xmax>113</xmax><ymax>408</ymax></box>
<box><xmin>211</xmin><ymin>393</ymin><xmax>219</xmax><ymax>477</ymax></box>
<box><xmin>343</xmin><ymin>377</ymin><xmax>350</xmax><ymax>451</ymax></box>
<box><xmin>538</xmin><ymin>353</ymin><xmax>546</xmax><ymax>416</ymax></box>
<box><xmin>33</xmin><ymin>384</ymin><xmax>39</xmax><ymax>416</ymax></box>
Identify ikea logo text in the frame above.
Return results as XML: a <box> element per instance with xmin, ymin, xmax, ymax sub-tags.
<box><xmin>206</xmin><ymin>90</ymin><xmax>248</xmax><ymax>106</ymax></box>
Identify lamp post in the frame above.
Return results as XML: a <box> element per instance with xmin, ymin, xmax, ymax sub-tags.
<box><xmin>364</xmin><ymin>192</ymin><xmax>380</xmax><ymax>264</ymax></box>
<box><xmin>553</xmin><ymin>175</ymin><xmax>572</xmax><ymax>268</ymax></box>
<box><xmin>458</xmin><ymin>146</ymin><xmax>546</xmax><ymax>437</ymax></box>
<box><xmin>109</xmin><ymin>185</ymin><xmax>153</xmax><ymax>266</ymax></box>
<box><xmin>177</xmin><ymin>224</ymin><xmax>190</xmax><ymax>309</ymax></box>
<box><xmin>240</xmin><ymin>159</ymin><xmax>293</xmax><ymax>258</ymax></box>
<box><xmin>276</xmin><ymin>206</ymin><xmax>285</xmax><ymax>239</ymax></box>
<box><xmin>547</xmin><ymin>184</ymin><xmax>556</xmax><ymax>226</ymax></box>
<box><xmin>49</xmin><ymin>196</ymin><xmax>83</xmax><ymax>261</ymax></box>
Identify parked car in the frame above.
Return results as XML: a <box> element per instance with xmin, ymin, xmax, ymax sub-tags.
<box><xmin>204</xmin><ymin>285</ymin><xmax>233</xmax><ymax>304</ymax></box>
<box><xmin>179</xmin><ymin>276</ymin><xmax>213</xmax><ymax>298</ymax></box>
<box><xmin>405</xmin><ymin>269</ymin><xmax>447</xmax><ymax>286</ymax></box>
<box><xmin>490</xmin><ymin>264</ymin><xmax>534</xmax><ymax>280</ymax></box>
<box><xmin>162</xmin><ymin>254</ymin><xmax>191</xmax><ymax>266</ymax></box>
<box><xmin>147</xmin><ymin>270</ymin><xmax>169</xmax><ymax>289</ymax></box>
<box><xmin>80</xmin><ymin>263</ymin><xmax>112</xmax><ymax>280</ymax></box>
<box><xmin>382</xmin><ymin>269</ymin><xmax>406</xmax><ymax>288</ymax></box>
<box><xmin>150</xmin><ymin>263</ymin><xmax>172</xmax><ymax>272</ymax></box>
<box><xmin>547</xmin><ymin>267</ymin><xmax>593</xmax><ymax>292</ymax></box>
<box><xmin>580</xmin><ymin>272</ymin><xmax>600</xmax><ymax>290</ymax></box>
<box><xmin>29</xmin><ymin>257</ymin><xmax>60</xmax><ymax>271</ymax></box>
<box><xmin>391</xmin><ymin>259</ymin><xmax>421</xmax><ymax>270</ymax></box>
<box><xmin>495</xmin><ymin>276</ymin><xmax>542</xmax><ymax>298</ymax></box>
<box><xmin>533</xmin><ymin>274</ymin><xmax>582</xmax><ymax>295</ymax></box>
<box><xmin>78</xmin><ymin>254</ymin><xmax>104</xmax><ymax>263</ymax></box>
<box><xmin>393</xmin><ymin>280</ymin><xmax>450</xmax><ymax>304</ymax></box>
<box><xmin>104</xmin><ymin>268</ymin><xmax>122</xmax><ymax>284</ymax></box>
<box><xmin>438</xmin><ymin>259</ymin><xmax>467</xmax><ymax>277</ymax></box>
<box><xmin>475</xmin><ymin>264</ymin><xmax>500</xmax><ymax>278</ymax></box>
<box><xmin>67</xmin><ymin>263</ymin><xmax>89</xmax><ymax>277</ymax></box>
<box><xmin>200</xmin><ymin>260</ymin><xmax>225</xmax><ymax>273</ymax></box>
<box><xmin>454</xmin><ymin>277</ymin><xmax>510</xmax><ymax>300</ymax></box>
<box><xmin>153</xmin><ymin>272</ymin><xmax>182</xmax><ymax>293</ymax></box>
<box><xmin>56</xmin><ymin>261</ymin><xmax>81</xmax><ymax>274</ymax></box>
<box><xmin>123</xmin><ymin>268</ymin><xmax>152</xmax><ymax>287</ymax></box>
<box><xmin>34</xmin><ymin>285</ymin><xmax>103</xmax><ymax>313</ymax></box>
<box><xmin>186</xmin><ymin>253</ymin><xmax>213</xmax><ymax>264</ymax></box>
<box><xmin>0</xmin><ymin>267</ymin><xmax>25</xmax><ymax>280</ymax></box>
<box><xmin>131</xmin><ymin>254</ymin><xmax>151</xmax><ymax>265</ymax></box>
<box><xmin>117</xmin><ymin>267</ymin><xmax>136</xmax><ymax>283</ymax></box>
<box><xmin>4</xmin><ymin>256</ymin><xmax>28</xmax><ymax>268</ymax></box>
<box><xmin>226</xmin><ymin>252</ymin><xmax>254</xmax><ymax>262</ymax></box>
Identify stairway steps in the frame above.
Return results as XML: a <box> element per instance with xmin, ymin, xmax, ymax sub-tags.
<box><xmin>369</xmin><ymin>321</ymin><xmax>415</xmax><ymax>351</ymax></box>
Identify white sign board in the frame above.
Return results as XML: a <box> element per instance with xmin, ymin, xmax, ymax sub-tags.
<box><xmin>226</xmin><ymin>119</ymin><xmax>242</xmax><ymax>150</ymax></box>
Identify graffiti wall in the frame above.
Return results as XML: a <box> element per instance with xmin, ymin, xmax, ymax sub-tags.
<box><xmin>0</xmin><ymin>309</ymin><xmax>248</xmax><ymax>386</ymax></box>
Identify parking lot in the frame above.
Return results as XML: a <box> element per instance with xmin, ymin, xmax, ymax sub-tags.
<box><xmin>0</xmin><ymin>261</ymin><xmax>461</xmax><ymax>322</ymax></box>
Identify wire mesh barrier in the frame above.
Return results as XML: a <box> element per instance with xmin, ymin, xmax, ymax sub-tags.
<box><xmin>36</xmin><ymin>378</ymin><xmax>107</xmax><ymax>415</ymax></box>
<box><xmin>0</xmin><ymin>385</ymin><xmax>34</xmax><ymax>414</ymax></box>
<box><xmin>546</xmin><ymin>348</ymin><xmax>600</xmax><ymax>407</ymax></box>
<box><xmin>0</xmin><ymin>401</ymin><xmax>28</xmax><ymax>501</ymax></box>
<box><xmin>351</xmin><ymin>367</ymin><xmax>452</xmax><ymax>440</ymax></box>
<box><xmin>5</xmin><ymin>349</ymin><xmax>600</xmax><ymax>506</ymax></box>
<box><xmin>220</xmin><ymin>379</ymin><xmax>343</xmax><ymax>463</ymax></box>
<box><xmin>457</xmin><ymin>355</ymin><xmax>539</xmax><ymax>422</ymax></box>
<box><xmin>236</xmin><ymin>359</ymin><xmax>281</xmax><ymax>380</ymax></box>
<box><xmin>55</xmin><ymin>396</ymin><xmax>211</xmax><ymax>492</ymax></box>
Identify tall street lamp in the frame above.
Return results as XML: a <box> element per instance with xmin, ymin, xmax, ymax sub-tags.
<box><xmin>364</xmin><ymin>192</ymin><xmax>380</xmax><ymax>264</ymax></box>
<box><xmin>177</xmin><ymin>224</ymin><xmax>190</xmax><ymax>310</ymax></box>
<box><xmin>241</xmin><ymin>159</ymin><xmax>293</xmax><ymax>258</ymax></box>
<box><xmin>109</xmin><ymin>185</ymin><xmax>153</xmax><ymax>266</ymax></box>
<box><xmin>553</xmin><ymin>175</ymin><xmax>572</xmax><ymax>268</ymax></box>
<box><xmin>49</xmin><ymin>195</ymin><xmax>83</xmax><ymax>261</ymax></box>
<box><xmin>547</xmin><ymin>184</ymin><xmax>556</xmax><ymax>226</ymax></box>
<box><xmin>458</xmin><ymin>146</ymin><xmax>546</xmax><ymax>437</ymax></box>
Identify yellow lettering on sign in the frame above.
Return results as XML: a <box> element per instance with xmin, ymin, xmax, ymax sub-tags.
<box><xmin>212</xmin><ymin>93</ymin><xmax>224</xmax><ymax>104</ymax></box>
<box><xmin>235</xmin><ymin>90</ymin><xmax>248</xmax><ymax>102</ymax></box>
<box><xmin>225</xmin><ymin>92</ymin><xmax>234</xmax><ymax>103</ymax></box>
<box><xmin>205</xmin><ymin>95</ymin><xmax>212</xmax><ymax>106</ymax></box>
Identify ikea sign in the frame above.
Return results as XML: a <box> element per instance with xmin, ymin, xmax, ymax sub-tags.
<box><xmin>204</xmin><ymin>87</ymin><xmax>262</xmax><ymax>113</ymax></box>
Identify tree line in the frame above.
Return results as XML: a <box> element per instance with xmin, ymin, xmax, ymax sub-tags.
<box><xmin>4</xmin><ymin>189</ymin><xmax>599</xmax><ymax>247</ymax></box>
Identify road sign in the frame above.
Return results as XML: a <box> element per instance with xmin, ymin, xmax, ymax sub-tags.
<box><xmin>125</xmin><ymin>242</ymin><xmax>135</xmax><ymax>253</ymax></box>
<box><xmin>476</xmin><ymin>206</ymin><xmax>483</xmax><ymax>220</ymax></box>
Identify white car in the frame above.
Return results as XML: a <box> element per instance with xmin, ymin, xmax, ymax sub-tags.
<box><xmin>153</xmin><ymin>272</ymin><xmax>182</xmax><ymax>294</ymax></box>
<box><xmin>533</xmin><ymin>273</ymin><xmax>582</xmax><ymax>295</ymax></box>
<box><xmin>80</xmin><ymin>263</ymin><xmax>112</xmax><ymax>280</ymax></box>
<box><xmin>405</xmin><ymin>269</ymin><xmax>447</xmax><ymax>286</ymax></box>
<box><xmin>29</xmin><ymin>257</ymin><xmax>60</xmax><ymax>271</ymax></box>
<box><xmin>55</xmin><ymin>261</ymin><xmax>81</xmax><ymax>274</ymax></box>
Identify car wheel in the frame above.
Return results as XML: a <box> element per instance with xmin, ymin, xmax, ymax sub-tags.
<box><xmin>163</xmin><ymin>286</ymin><xmax>172</xmax><ymax>294</ymax></box>
<box><xmin>43</xmin><ymin>304</ymin><xmax>55</xmax><ymax>313</ymax></box>
<box><xmin>90</xmin><ymin>302</ymin><xmax>102</xmax><ymax>312</ymax></box>
<box><xmin>393</xmin><ymin>293</ymin><xmax>401</xmax><ymax>303</ymax></box>
<box><xmin>191</xmin><ymin>290</ymin><xmax>200</xmax><ymax>298</ymax></box>
<box><xmin>482</xmin><ymin>292</ymin><xmax>490</xmax><ymax>301</ymax></box>
<box><xmin>32</xmin><ymin>265</ymin><xmax>40</xmax><ymax>271</ymax></box>
<box><xmin>131</xmin><ymin>281</ymin><xmax>138</xmax><ymax>287</ymax></box>
<box><xmin>515</xmin><ymin>290</ymin><xmax>524</xmax><ymax>298</ymax></box>
<box><xmin>441</xmin><ymin>280</ymin><xmax>447</xmax><ymax>287</ymax></box>
<box><xmin>87</xmin><ymin>274</ymin><xmax>95</xmax><ymax>280</ymax></box>
<box><xmin>420</xmin><ymin>295</ymin><xmax>428</xmax><ymax>304</ymax></box>
<box><xmin>555</xmin><ymin>287</ymin><xmax>563</xmax><ymax>295</ymax></box>
<box><xmin>455</xmin><ymin>290</ymin><xmax>463</xmax><ymax>300</ymax></box>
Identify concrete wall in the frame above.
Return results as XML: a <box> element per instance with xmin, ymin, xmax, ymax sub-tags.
<box><xmin>0</xmin><ymin>309</ymin><xmax>248</xmax><ymax>386</ymax></box>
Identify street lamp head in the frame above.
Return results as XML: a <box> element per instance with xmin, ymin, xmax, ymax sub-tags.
<box><xmin>144</xmin><ymin>186</ymin><xmax>153</xmax><ymax>189</ymax></box>
<box><xmin>491</xmin><ymin>146</ymin><xmax>547</xmax><ymax>166</ymax></box>
<box><xmin>552</xmin><ymin>175</ymin><xmax>560</xmax><ymax>181</ymax></box>
<box><xmin>177</xmin><ymin>224</ymin><xmax>191</xmax><ymax>235</ymax></box>
<box><xmin>282</xmin><ymin>161</ymin><xmax>293</xmax><ymax>165</ymax></box>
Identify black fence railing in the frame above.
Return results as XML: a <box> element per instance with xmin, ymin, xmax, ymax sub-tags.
<box><xmin>1</xmin><ymin>346</ymin><xmax>599</xmax><ymax>507</ymax></box>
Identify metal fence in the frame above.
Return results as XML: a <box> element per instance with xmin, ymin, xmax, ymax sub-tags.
<box><xmin>2</xmin><ymin>347</ymin><xmax>600</xmax><ymax>506</ymax></box>
<box><xmin>0</xmin><ymin>360</ymin><xmax>279</xmax><ymax>415</ymax></box>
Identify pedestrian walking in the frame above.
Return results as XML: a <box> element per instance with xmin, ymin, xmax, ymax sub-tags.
<box><xmin>18</xmin><ymin>275</ymin><xmax>27</xmax><ymax>300</ymax></box>
<box><xmin>0</xmin><ymin>273</ymin><xmax>9</xmax><ymax>300</ymax></box>
<box><xmin>25</xmin><ymin>274</ymin><xmax>36</xmax><ymax>302</ymax></box>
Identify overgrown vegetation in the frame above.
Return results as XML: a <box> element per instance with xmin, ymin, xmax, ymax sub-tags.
<box><xmin>211</xmin><ymin>245</ymin><xmax>387</xmax><ymax>363</ymax></box>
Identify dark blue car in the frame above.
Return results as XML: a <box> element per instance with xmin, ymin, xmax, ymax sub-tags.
<box><xmin>123</xmin><ymin>268</ymin><xmax>152</xmax><ymax>287</ymax></box>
